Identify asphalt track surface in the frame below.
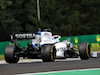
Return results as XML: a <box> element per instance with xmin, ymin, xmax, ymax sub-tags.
<box><xmin>0</xmin><ymin>53</ymin><xmax>100</xmax><ymax>75</ymax></box>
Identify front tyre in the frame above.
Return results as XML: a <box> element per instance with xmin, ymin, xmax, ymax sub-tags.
<box><xmin>79</xmin><ymin>42</ymin><xmax>91</xmax><ymax>60</ymax></box>
<box><xmin>4</xmin><ymin>45</ymin><xmax>19</xmax><ymax>63</ymax></box>
<box><xmin>41</xmin><ymin>44</ymin><xmax>56</xmax><ymax>62</ymax></box>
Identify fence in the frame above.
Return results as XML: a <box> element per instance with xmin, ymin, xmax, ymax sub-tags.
<box><xmin>0</xmin><ymin>34</ymin><xmax>100</xmax><ymax>55</ymax></box>
<box><xmin>60</xmin><ymin>34</ymin><xmax>100</xmax><ymax>51</ymax></box>
<box><xmin>0</xmin><ymin>40</ymin><xmax>29</xmax><ymax>55</ymax></box>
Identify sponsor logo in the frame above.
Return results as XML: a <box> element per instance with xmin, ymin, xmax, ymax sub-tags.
<box><xmin>91</xmin><ymin>43</ymin><xmax>100</xmax><ymax>47</ymax></box>
<box><xmin>56</xmin><ymin>47</ymin><xmax>67</xmax><ymax>51</ymax></box>
<box><xmin>43</xmin><ymin>40</ymin><xmax>52</xmax><ymax>42</ymax></box>
<box><xmin>96</xmin><ymin>35</ymin><xmax>100</xmax><ymax>42</ymax></box>
<box><xmin>74</xmin><ymin>37</ymin><xmax>78</xmax><ymax>43</ymax></box>
<box><xmin>14</xmin><ymin>33</ymin><xmax>35</xmax><ymax>39</ymax></box>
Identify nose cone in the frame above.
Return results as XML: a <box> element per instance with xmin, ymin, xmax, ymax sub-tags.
<box><xmin>55</xmin><ymin>43</ymin><xmax>67</xmax><ymax>57</ymax></box>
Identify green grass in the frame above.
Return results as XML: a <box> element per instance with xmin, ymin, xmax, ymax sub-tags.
<box><xmin>0</xmin><ymin>55</ymin><xmax>4</xmax><ymax>60</ymax></box>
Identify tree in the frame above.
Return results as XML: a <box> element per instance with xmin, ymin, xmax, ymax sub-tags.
<box><xmin>0</xmin><ymin>0</ymin><xmax>100</xmax><ymax>41</ymax></box>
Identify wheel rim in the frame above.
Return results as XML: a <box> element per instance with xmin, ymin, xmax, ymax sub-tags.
<box><xmin>86</xmin><ymin>43</ymin><xmax>90</xmax><ymax>58</ymax></box>
<box><xmin>51</xmin><ymin>45</ymin><xmax>55</xmax><ymax>61</ymax></box>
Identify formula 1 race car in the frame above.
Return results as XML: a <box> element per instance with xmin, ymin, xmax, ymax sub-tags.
<box><xmin>4</xmin><ymin>29</ymin><xmax>91</xmax><ymax>63</ymax></box>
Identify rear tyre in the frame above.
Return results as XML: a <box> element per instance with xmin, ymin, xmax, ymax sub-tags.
<box><xmin>41</xmin><ymin>44</ymin><xmax>56</xmax><ymax>62</ymax></box>
<box><xmin>79</xmin><ymin>42</ymin><xmax>91</xmax><ymax>60</ymax></box>
<box><xmin>4</xmin><ymin>45</ymin><xmax>19</xmax><ymax>63</ymax></box>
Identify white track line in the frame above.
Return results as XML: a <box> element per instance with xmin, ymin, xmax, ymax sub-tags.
<box><xmin>0</xmin><ymin>58</ymin><xmax>81</xmax><ymax>64</ymax></box>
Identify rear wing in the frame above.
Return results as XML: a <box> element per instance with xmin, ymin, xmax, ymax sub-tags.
<box><xmin>11</xmin><ymin>33</ymin><xmax>35</xmax><ymax>40</ymax></box>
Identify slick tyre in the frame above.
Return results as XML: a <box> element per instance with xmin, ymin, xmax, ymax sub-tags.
<box><xmin>4</xmin><ymin>45</ymin><xmax>19</xmax><ymax>63</ymax></box>
<box><xmin>79</xmin><ymin>42</ymin><xmax>91</xmax><ymax>60</ymax></box>
<box><xmin>41</xmin><ymin>44</ymin><xmax>56</xmax><ymax>62</ymax></box>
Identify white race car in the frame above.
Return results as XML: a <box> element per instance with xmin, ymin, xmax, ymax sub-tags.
<box><xmin>4</xmin><ymin>29</ymin><xmax>91</xmax><ymax>63</ymax></box>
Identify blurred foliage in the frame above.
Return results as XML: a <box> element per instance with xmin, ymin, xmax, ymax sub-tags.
<box><xmin>0</xmin><ymin>0</ymin><xmax>100</xmax><ymax>41</ymax></box>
